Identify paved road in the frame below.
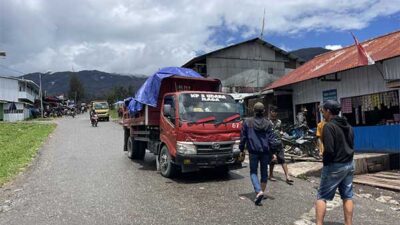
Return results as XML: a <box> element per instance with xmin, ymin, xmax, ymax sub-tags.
<box><xmin>0</xmin><ymin>115</ymin><xmax>398</xmax><ymax>225</ymax></box>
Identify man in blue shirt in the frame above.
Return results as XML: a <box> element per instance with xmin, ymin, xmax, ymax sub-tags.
<box><xmin>239</xmin><ymin>102</ymin><xmax>277</xmax><ymax>205</ymax></box>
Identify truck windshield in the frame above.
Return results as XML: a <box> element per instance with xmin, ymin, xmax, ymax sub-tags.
<box><xmin>94</xmin><ymin>102</ymin><xmax>109</xmax><ymax>109</ymax></box>
<box><xmin>178</xmin><ymin>93</ymin><xmax>239</xmax><ymax>123</ymax></box>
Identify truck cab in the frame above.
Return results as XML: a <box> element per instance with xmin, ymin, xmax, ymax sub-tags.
<box><xmin>159</xmin><ymin>91</ymin><xmax>242</xmax><ymax>176</ymax></box>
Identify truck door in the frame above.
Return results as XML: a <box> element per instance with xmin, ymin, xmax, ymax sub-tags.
<box><xmin>160</xmin><ymin>95</ymin><xmax>177</xmax><ymax>155</ymax></box>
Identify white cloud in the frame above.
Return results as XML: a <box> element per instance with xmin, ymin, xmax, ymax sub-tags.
<box><xmin>325</xmin><ymin>45</ymin><xmax>343</xmax><ymax>50</ymax></box>
<box><xmin>0</xmin><ymin>0</ymin><xmax>399</xmax><ymax>76</ymax></box>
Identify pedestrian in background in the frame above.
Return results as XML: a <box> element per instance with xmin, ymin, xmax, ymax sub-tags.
<box><xmin>239</xmin><ymin>102</ymin><xmax>277</xmax><ymax>206</ymax></box>
<box><xmin>268</xmin><ymin>106</ymin><xmax>294</xmax><ymax>184</ymax></box>
<box><xmin>316</xmin><ymin>106</ymin><xmax>326</xmax><ymax>156</ymax></box>
<box><xmin>315</xmin><ymin>100</ymin><xmax>355</xmax><ymax>225</ymax></box>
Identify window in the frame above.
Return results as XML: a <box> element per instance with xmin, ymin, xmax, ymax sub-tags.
<box><xmin>163</xmin><ymin>95</ymin><xmax>175</xmax><ymax>125</ymax></box>
<box><xmin>268</xmin><ymin>67</ymin><xmax>274</xmax><ymax>74</ymax></box>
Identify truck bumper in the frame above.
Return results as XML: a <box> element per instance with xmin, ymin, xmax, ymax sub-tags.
<box><xmin>175</xmin><ymin>152</ymin><xmax>240</xmax><ymax>172</ymax></box>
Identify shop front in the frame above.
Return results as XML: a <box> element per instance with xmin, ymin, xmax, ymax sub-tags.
<box><xmin>340</xmin><ymin>90</ymin><xmax>400</xmax><ymax>152</ymax></box>
<box><xmin>243</xmin><ymin>91</ymin><xmax>294</xmax><ymax>125</ymax></box>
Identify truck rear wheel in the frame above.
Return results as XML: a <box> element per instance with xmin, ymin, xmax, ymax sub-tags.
<box><xmin>127</xmin><ymin>136</ymin><xmax>136</xmax><ymax>159</ymax></box>
<box><xmin>127</xmin><ymin>136</ymin><xmax>146</xmax><ymax>160</ymax></box>
<box><xmin>159</xmin><ymin>146</ymin><xmax>178</xmax><ymax>178</ymax></box>
<box><xmin>123</xmin><ymin>128</ymin><xmax>129</xmax><ymax>151</ymax></box>
<box><xmin>135</xmin><ymin>141</ymin><xmax>146</xmax><ymax>160</ymax></box>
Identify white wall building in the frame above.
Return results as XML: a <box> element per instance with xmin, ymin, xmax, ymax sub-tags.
<box><xmin>0</xmin><ymin>76</ymin><xmax>39</xmax><ymax>122</ymax></box>
<box><xmin>183</xmin><ymin>38</ymin><xmax>303</xmax><ymax>93</ymax></box>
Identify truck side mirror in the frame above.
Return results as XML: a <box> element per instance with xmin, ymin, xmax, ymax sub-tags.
<box><xmin>163</xmin><ymin>104</ymin><xmax>172</xmax><ymax>117</ymax></box>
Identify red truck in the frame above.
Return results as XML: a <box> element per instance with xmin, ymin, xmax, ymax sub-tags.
<box><xmin>122</xmin><ymin>73</ymin><xmax>242</xmax><ymax>178</ymax></box>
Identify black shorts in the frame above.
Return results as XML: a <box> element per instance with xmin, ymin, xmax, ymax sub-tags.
<box><xmin>272</xmin><ymin>149</ymin><xmax>285</xmax><ymax>164</ymax></box>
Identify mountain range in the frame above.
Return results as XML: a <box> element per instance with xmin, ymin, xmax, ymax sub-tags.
<box><xmin>21</xmin><ymin>70</ymin><xmax>146</xmax><ymax>100</ymax></box>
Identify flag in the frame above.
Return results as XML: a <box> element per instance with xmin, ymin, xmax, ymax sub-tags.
<box><xmin>351</xmin><ymin>32</ymin><xmax>375</xmax><ymax>66</ymax></box>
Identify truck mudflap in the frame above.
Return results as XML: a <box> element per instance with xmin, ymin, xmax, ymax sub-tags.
<box><xmin>174</xmin><ymin>152</ymin><xmax>241</xmax><ymax>172</ymax></box>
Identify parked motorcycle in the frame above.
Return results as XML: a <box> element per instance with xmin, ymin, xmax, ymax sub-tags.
<box><xmin>281</xmin><ymin>123</ymin><xmax>320</xmax><ymax>159</ymax></box>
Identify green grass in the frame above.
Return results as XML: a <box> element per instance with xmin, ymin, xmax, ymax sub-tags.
<box><xmin>109</xmin><ymin>109</ymin><xmax>119</xmax><ymax>120</ymax></box>
<box><xmin>0</xmin><ymin>122</ymin><xmax>56</xmax><ymax>186</ymax></box>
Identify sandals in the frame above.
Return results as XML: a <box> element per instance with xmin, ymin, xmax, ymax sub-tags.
<box><xmin>269</xmin><ymin>177</ymin><xmax>277</xmax><ymax>181</ymax></box>
<box><xmin>286</xmin><ymin>178</ymin><xmax>294</xmax><ymax>185</ymax></box>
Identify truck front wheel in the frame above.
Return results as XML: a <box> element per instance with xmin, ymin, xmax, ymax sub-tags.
<box><xmin>159</xmin><ymin>146</ymin><xmax>178</xmax><ymax>178</ymax></box>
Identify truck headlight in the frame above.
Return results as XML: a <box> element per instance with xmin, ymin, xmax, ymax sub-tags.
<box><xmin>232</xmin><ymin>140</ymin><xmax>241</xmax><ymax>153</ymax></box>
<box><xmin>176</xmin><ymin>142</ymin><xmax>196</xmax><ymax>155</ymax></box>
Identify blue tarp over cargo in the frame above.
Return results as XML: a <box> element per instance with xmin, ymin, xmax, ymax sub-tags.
<box><xmin>127</xmin><ymin>67</ymin><xmax>202</xmax><ymax>114</ymax></box>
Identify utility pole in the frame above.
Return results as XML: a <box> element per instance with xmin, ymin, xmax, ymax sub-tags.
<box><xmin>39</xmin><ymin>73</ymin><xmax>44</xmax><ymax>118</ymax></box>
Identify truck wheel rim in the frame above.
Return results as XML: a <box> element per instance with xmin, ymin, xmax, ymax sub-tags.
<box><xmin>160</xmin><ymin>150</ymin><xmax>168</xmax><ymax>172</ymax></box>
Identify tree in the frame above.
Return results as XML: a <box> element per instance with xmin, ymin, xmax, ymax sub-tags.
<box><xmin>68</xmin><ymin>74</ymin><xmax>85</xmax><ymax>102</ymax></box>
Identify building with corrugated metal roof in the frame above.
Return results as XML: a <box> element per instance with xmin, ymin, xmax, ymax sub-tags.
<box><xmin>182</xmin><ymin>38</ymin><xmax>304</xmax><ymax>93</ymax></box>
<box><xmin>263</xmin><ymin>30</ymin><xmax>400</xmax><ymax>152</ymax></box>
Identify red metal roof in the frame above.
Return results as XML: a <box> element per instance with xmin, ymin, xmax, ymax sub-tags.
<box><xmin>266</xmin><ymin>30</ymin><xmax>400</xmax><ymax>90</ymax></box>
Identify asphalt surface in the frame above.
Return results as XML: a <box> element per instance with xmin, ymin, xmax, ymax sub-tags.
<box><xmin>0</xmin><ymin>115</ymin><xmax>398</xmax><ymax>225</ymax></box>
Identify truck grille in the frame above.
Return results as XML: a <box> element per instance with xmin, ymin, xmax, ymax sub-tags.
<box><xmin>195</xmin><ymin>142</ymin><xmax>233</xmax><ymax>155</ymax></box>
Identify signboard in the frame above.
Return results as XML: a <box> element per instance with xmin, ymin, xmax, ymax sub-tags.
<box><xmin>323</xmin><ymin>89</ymin><xmax>337</xmax><ymax>101</ymax></box>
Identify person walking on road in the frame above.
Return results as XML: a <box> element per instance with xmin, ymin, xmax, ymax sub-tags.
<box><xmin>268</xmin><ymin>106</ymin><xmax>294</xmax><ymax>184</ymax></box>
<box><xmin>239</xmin><ymin>102</ymin><xmax>277</xmax><ymax>206</ymax></box>
<box><xmin>315</xmin><ymin>100</ymin><xmax>355</xmax><ymax>225</ymax></box>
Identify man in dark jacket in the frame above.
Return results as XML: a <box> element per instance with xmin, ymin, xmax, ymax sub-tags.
<box><xmin>239</xmin><ymin>102</ymin><xmax>277</xmax><ymax>205</ymax></box>
<box><xmin>315</xmin><ymin>100</ymin><xmax>355</xmax><ymax>225</ymax></box>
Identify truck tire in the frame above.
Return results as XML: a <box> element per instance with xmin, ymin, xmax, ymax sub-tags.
<box><xmin>159</xmin><ymin>145</ymin><xmax>178</xmax><ymax>178</ymax></box>
<box><xmin>134</xmin><ymin>141</ymin><xmax>146</xmax><ymax>160</ymax></box>
<box><xmin>123</xmin><ymin>128</ymin><xmax>129</xmax><ymax>151</ymax></box>
<box><xmin>127</xmin><ymin>137</ymin><xmax>146</xmax><ymax>160</ymax></box>
<box><xmin>127</xmin><ymin>136</ymin><xmax>136</xmax><ymax>159</ymax></box>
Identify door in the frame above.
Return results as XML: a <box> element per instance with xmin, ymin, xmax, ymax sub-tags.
<box><xmin>0</xmin><ymin>103</ymin><xmax>3</xmax><ymax>121</ymax></box>
<box><xmin>160</xmin><ymin>95</ymin><xmax>177</xmax><ymax>156</ymax></box>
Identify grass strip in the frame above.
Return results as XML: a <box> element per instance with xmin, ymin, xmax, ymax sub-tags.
<box><xmin>109</xmin><ymin>109</ymin><xmax>119</xmax><ymax>120</ymax></box>
<box><xmin>0</xmin><ymin>122</ymin><xmax>56</xmax><ymax>186</ymax></box>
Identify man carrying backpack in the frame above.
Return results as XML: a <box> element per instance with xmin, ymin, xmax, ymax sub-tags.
<box><xmin>315</xmin><ymin>100</ymin><xmax>355</xmax><ymax>225</ymax></box>
<box><xmin>239</xmin><ymin>102</ymin><xmax>278</xmax><ymax>206</ymax></box>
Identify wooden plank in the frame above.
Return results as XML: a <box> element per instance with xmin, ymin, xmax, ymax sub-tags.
<box><xmin>371</xmin><ymin>174</ymin><xmax>399</xmax><ymax>180</ymax></box>
<box><xmin>363</xmin><ymin>177</ymin><xmax>400</xmax><ymax>186</ymax></box>
<box><xmin>379</xmin><ymin>171</ymin><xmax>400</xmax><ymax>176</ymax></box>
<box><xmin>355</xmin><ymin>174</ymin><xmax>400</xmax><ymax>187</ymax></box>
<box><xmin>353</xmin><ymin>178</ymin><xmax>400</xmax><ymax>191</ymax></box>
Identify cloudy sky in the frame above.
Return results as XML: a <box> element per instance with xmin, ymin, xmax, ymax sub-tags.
<box><xmin>1</xmin><ymin>0</ymin><xmax>400</xmax><ymax>76</ymax></box>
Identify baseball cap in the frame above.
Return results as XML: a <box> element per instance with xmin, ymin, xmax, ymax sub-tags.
<box><xmin>322</xmin><ymin>100</ymin><xmax>341</xmax><ymax>115</ymax></box>
<box><xmin>253</xmin><ymin>102</ymin><xmax>265</xmax><ymax>113</ymax></box>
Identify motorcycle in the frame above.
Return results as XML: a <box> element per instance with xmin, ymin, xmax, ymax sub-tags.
<box><xmin>91</xmin><ymin>114</ymin><xmax>98</xmax><ymax>127</ymax></box>
<box><xmin>281</xmin><ymin>123</ymin><xmax>320</xmax><ymax>159</ymax></box>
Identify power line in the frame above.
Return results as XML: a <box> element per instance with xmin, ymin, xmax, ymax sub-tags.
<box><xmin>0</xmin><ymin>63</ymin><xmax>25</xmax><ymax>75</ymax></box>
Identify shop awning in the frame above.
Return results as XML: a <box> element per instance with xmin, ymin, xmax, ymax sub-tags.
<box><xmin>386</xmin><ymin>79</ymin><xmax>400</xmax><ymax>89</ymax></box>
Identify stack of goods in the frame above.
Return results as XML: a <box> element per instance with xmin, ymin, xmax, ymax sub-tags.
<box><xmin>347</xmin><ymin>91</ymin><xmax>399</xmax><ymax>112</ymax></box>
